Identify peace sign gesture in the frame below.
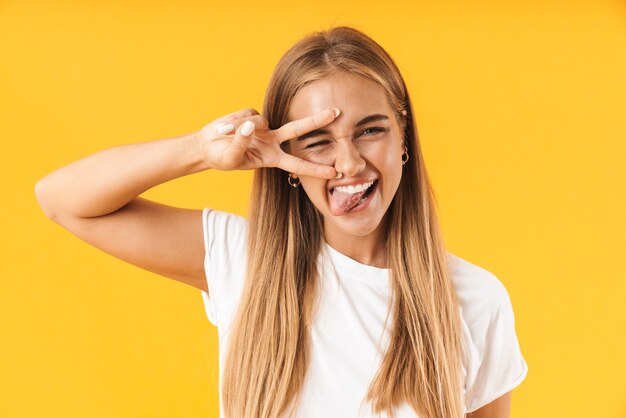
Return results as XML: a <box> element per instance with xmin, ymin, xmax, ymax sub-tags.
<box><xmin>196</xmin><ymin>107</ymin><xmax>340</xmax><ymax>179</ymax></box>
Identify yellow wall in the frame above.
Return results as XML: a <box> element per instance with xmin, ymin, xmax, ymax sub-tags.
<box><xmin>2</xmin><ymin>1</ymin><xmax>625</xmax><ymax>417</ymax></box>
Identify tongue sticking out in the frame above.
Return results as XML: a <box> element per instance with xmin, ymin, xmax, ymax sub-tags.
<box><xmin>329</xmin><ymin>188</ymin><xmax>367</xmax><ymax>216</ymax></box>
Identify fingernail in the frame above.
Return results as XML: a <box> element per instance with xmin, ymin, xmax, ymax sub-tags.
<box><xmin>216</xmin><ymin>123</ymin><xmax>235</xmax><ymax>135</ymax></box>
<box><xmin>333</xmin><ymin>108</ymin><xmax>341</xmax><ymax>118</ymax></box>
<box><xmin>240</xmin><ymin>120</ymin><xmax>255</xmax><ymax>136</ymax></box>
<box><xmin>335</xmin><ymin>171</ymin><xmax>343</xmax><ymax>178</ymax></box>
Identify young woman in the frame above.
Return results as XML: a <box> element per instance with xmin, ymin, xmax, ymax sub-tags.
<box><xmin>35</xmin><ymin>26</ymin><xmax>528</xmax><ymax>418</ymax></box>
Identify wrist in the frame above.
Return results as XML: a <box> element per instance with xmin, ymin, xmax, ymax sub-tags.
<box><xmin>189</xmin><ymin>130</ymin><xmax>213</xmax><ymax>171</ymax></box>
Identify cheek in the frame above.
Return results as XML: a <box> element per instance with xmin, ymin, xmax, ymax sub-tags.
<box><xmin>301</xmin><ymin>180</ymin><xmax>328</xmax><ymax>204</ymax></box>
<box><xmin>378</xmin><ymin>148</ymin><xmax>404</xmax><ymax>190</ymax></box>
<box><xmin>298</xmin><ymin>149</ymin><xmax>334</xmax><ymax>166</ymax></box>
<box><xmin>386</xmin><ymin>139</ymin><xmax>405</xmax><ymax>166</ymax></box>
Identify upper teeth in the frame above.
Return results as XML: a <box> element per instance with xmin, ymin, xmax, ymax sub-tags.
<box><xmin>333</xmin><ymin>181</ymin><xmax>374</xmax><ymax>194</ymax></box>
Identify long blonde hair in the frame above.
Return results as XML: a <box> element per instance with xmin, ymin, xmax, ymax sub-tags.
<box><xmin>221</xmin><ymin>26</ymin><xmax>465</xmax><ymax>418</ymax></box>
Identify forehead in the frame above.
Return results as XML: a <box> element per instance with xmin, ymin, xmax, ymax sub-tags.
<box><xmin>287</xmin><ymin>72</ymin><xmax>392</xmax><ymax>122</ymax></box>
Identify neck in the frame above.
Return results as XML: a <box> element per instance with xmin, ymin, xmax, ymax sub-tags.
<box><xmin>322</xmin><ymin>217</ymin><xmax>389</xmax><ymax>269</ymax></box>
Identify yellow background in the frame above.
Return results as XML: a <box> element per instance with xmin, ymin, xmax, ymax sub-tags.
<box><xmin>2</xmin><ymin>0</ymin><xmax>625</xmax><ymax>417</ymax></box>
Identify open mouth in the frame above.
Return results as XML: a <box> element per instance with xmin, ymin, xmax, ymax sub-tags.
<box><xmin>329</xmin><ymin>179</ymin><xmax>378</xmax><ymax>195</ymax></box>
<box><xmin>358</xmin><ymin>179</ymin><xmax>378</xmax><ymax>200</ymax></box>
<box><xmin>359</xmin><ymin>179</ymin><xmax>378</xmax><ymax>203</ymax></box>
<box><xmin>328</xmin><ymin>179</ymin><xmax>379</xmax><ymax>216</ymax></box>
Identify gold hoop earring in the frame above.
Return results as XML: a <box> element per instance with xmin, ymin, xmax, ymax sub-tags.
<box><xmin>402</xmin><ymin>146</ymin><xmax>409</xmax><ymax>165</ymax></box>
<box><xmin>287</xmin><ymin>173</ymin><xmax>300</xmax><ymax>187</ymax></box>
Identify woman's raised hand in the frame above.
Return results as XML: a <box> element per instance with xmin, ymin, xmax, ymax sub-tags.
<box><xmin>195</xmin><ymin>107</ymin><xmax>340</xmax><ymax>179</ymax></box>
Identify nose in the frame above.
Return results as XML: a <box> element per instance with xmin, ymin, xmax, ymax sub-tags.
<box><xmin>333</xmin><ymin>141</ymin><xmax>366</xmax><ymax>177</ymax></box>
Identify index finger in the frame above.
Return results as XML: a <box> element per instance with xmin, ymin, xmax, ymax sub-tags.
<box><xmin>277</xmin><ymin>153</ymin><xmax>338</xmax><ymax>180</ymax></box>
<box><xmin>273</xmin><ymin>108</ymin><xmax>340</xmax><ymax>144</ymax></box>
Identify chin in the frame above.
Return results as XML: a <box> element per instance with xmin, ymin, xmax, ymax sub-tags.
<box><xmin>327</xmin><ymin>212</ymin><xmax>385</xmax><ymax>236</ymax></box>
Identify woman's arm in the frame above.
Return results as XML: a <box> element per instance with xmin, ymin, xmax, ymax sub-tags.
<box><xmin>34</xmin><ymin>131</ymin><xmax>212</xmax><ymax>291</ymax></box>
<box><xmin>34</xmin><ymin>107</ymin><xmax>339</xmax><ymax>291</ymax></box>
<box><xmin>466</xmin><ymin>391</ymin><xmax>512</xmax><ymax>418</ymax></box>
<box><xmin>35</xmin><ymin>132</ymin><xmax>208</xmax><ymax>220</ymax></box>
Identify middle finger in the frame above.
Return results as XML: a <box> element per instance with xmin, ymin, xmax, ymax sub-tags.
<box><xmin>273</xmin><ymin>108</ymin><xmax>340</xmax><ymax>144</ymax></box>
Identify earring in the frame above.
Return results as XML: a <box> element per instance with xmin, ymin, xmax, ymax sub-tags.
<box><xmin>287</xmin><ymin>173</ymin><xmax>300</xmax><ymax>187</ymax></box>
<box><xmin>402</xmin><ymin>145</ymin><xmax>409</xmax><ymax>165</ymax></box>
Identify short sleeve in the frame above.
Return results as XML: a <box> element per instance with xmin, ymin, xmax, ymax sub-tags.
<box><xmin>199</xmin><ymin>208</ymin><xmax>247</xmax><ymax>327</ymax></box>
<box><xmin>463</xmin><ymin>276</ymin><xmax>529</xmax><ymax>413</ymax></box>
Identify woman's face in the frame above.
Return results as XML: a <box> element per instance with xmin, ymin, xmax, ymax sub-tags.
<box><xmin>286</xmin><ymin>71</ymin><xmax>406</xmax><ymax>239</ymax></box>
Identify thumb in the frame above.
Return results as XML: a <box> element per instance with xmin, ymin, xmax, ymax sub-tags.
<box><xmin>223</xmin><ymin>120</ymin><xmax>255</xmax><ymax>165</ymax></box>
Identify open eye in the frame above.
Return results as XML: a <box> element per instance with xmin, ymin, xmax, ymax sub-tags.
<box><xmin>361</xmin><ymin>126</ymin><xmax>388</xmax><ymax>136</ymax></box>
<box><xmin>304</xmin><ymin>127</ymin><xmax>388</xmax><ymax>149</ymax></box>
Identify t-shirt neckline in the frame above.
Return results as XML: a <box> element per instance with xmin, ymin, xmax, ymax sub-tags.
<box><xmin>322</xmin><ymin>241</ymin><xmax>390</xmax><ymax>287</ymax></box>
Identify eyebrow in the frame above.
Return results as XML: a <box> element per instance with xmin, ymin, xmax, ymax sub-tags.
<box><xmin>296</xmin><ymin>113</ymin><xmax>390</xmax><ymax>142</ymax></box>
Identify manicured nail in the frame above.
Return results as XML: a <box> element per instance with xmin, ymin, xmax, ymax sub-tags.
<box><xmin>240</xmin><ymin>120</ymin><xmax>255</xmax><ymax>136</ymax></box>
<box><xmin>216</xmin><ymin>123</ymin><xmax>235</xmax><ymax>135</ymax></box>
<box><xmin>333</xmin><ymin>108</ymin><xmax>341</xmax><ymax>118</ymax></box>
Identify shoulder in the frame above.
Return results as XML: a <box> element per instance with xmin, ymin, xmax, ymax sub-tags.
<box><xmin>446</xmin><ymin>252</ymin><xmax>509</xmax><ymax>300</ymax></box>
<box><xmin>200</xmin><ymin>209</ymin><xmax>249</xmax><ymax>327</ymax></box>
<box><xmin>202</xmin><ymin>207</ymin><xmax>247</xmax><ymax>229</ymax></box>
<box><xmin>446</xmin><ymin>253</ymin><xmax>528</xmax><ymax>413</ymax></box>
<box><xmin>445</xmin><ymin>252</ymin><xmax>514</xmax><ymax>331</ymax></box>
<box><xmin>201</xmin><ymin>208</ymin><xmax>248</xmax><ymax>274</ymax></box>
<box><xmin>201</xmin><ymin>208</ymin><xmax>247</xmax><ymax>246</ymax></box>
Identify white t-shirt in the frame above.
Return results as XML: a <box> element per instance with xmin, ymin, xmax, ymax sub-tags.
<box><xmin>200</xmin><ymin>208</ymin><xmax>528</xmax><ymax>417</ymax></box>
